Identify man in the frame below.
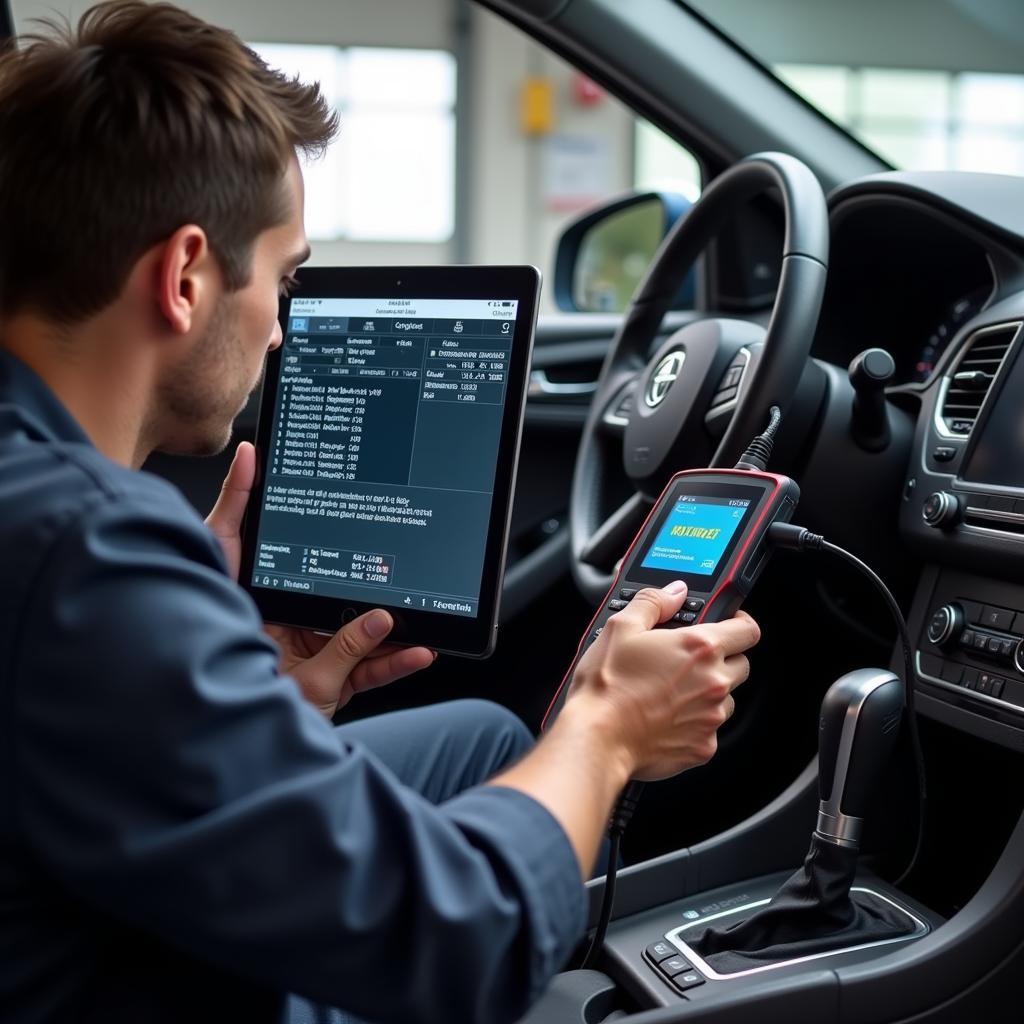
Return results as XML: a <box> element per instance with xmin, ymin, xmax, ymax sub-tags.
<box><xmin>0</xmin><ymin>3</ymin><xmax>759</xmax><ymax>1022</ymax></box>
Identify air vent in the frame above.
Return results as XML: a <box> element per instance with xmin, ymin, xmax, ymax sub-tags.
<box><xmin>938</xmin><ymin>323</ymin><xmax>1020</xmax><ymax>437</ymax></box>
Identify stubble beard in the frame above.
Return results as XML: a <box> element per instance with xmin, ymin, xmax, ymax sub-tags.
<box><xmin>155</xmin><ymin>296</ymin><xmax>256</xmax><ymax>457</ymax></box>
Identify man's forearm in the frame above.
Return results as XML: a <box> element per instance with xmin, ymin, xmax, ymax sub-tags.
<box><xmin>488</xmin><ymin>695</ymin><xmax>632</xmax><ymax>877</ymax></box>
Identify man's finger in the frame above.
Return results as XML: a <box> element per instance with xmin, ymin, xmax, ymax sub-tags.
<box><xmin>691</xmin><ymin>613</ymin><xmax>762</xmax><ymax>658</ymax></box>
<box><xmin>349</xmin><ymin>646</ymin><xmax>435</xmax><ymax>692</ymax></box>
<box><xmin>613</xmin><ymin>582</ymin><xmax>688</xmax><ymax>631</ymax></box>
<box><xmin>308</xmin><ymin>609</ymin><xmax>394</xmax><ymax>678</ymax></box>
<box><xmin>205</xmin><ymin>441</ymin><xmax>256</xmax><ymax>535</ymax></box>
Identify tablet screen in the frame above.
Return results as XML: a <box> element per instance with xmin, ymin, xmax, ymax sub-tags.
<box><xmin>249</xmin><ymin>294</ymin><xmax>521</xmax><ymax>620</ymax></box>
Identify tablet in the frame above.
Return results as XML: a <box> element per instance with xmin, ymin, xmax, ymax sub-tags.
<box><xmin>239</xmin><ymin>265</ymin><xmax>540</xmax><ymax>658</ymax></box>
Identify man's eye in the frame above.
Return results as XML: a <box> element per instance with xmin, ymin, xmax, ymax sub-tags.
<box><xmin>279</xmin><ymin>275</ymin><xmax>300</xmax><ymax>298</ymax></box>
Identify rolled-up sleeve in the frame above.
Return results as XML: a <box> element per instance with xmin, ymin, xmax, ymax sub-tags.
<box><xmin>11</xmin><ymin>488</ymin><xmax>585</xmax><ymax>1024</ymax></box>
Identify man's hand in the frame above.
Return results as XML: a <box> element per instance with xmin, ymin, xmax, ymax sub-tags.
<box><xmin>490</xmin><ymin>582</ymin><xmax>759</xmax><ymax>876</ymax></box>
<box><xmin>206</xmin><ymin>442</ymin><xmax>435</xmax><ymax>717</ymax></box>
<box><xmin>566</xmin><ymin>582</ymin><xmax>758</xmax><ymax>781</ymax></box>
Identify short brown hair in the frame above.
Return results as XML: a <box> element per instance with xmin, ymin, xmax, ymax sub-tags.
<box><xmin>0</xmin><ymin>1</ymin><xmax>338</xmax><ymax>324</ymax></box>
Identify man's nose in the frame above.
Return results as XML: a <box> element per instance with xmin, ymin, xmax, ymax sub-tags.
<box><xmin>269</xmin><ymin>319</ymin><xmax>283</xmax><ymax>351</ymax></box>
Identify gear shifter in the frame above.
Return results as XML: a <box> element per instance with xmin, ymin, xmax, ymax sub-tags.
<box><xmin>683</xmin><ymin>669</ymin><xmax>916</xmax><ymax>974</ymax></box>
<box><xmin>816</xmin><ymin>668</ymin><xmax>906</xmax><ymax>849</ymax></box>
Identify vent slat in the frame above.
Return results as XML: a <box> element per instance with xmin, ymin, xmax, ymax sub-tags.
<box><xmin>940</xmin><ymin>326</ymin><xmax>1019</xmax><ymax>435</ymax></box>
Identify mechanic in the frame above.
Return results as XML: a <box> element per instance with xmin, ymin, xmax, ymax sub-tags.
<box><xmin>0</xmin><ymin>4</ymin><xmax>759</xmax><ymax>1022</ymax></box>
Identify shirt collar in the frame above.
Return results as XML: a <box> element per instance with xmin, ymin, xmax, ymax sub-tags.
<box><xmin>0</xmin><ymin>347</ymin><xmax>94</xmax><ymax>447</ymax></box>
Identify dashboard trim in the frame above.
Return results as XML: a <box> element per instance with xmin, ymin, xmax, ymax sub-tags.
<box><xmin>915</xmin><ymin>651</ymin><xmax>1024</xmax><ymax>717</ymax></box>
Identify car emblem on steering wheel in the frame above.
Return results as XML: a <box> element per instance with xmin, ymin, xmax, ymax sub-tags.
<box><xmin>645</xmin><ymin>351</ymin><xmax>686</xmax><ymax>408</ymax></box>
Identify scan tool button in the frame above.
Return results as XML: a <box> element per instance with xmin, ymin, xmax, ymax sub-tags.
<box><xmin>684</xmin><ymin>598</ymin><xmax>705</xmax><ymax>612</ymax></box>
<box><xmin>659</xmin><ymin>957</ymin><xmax>694</xmax><ymax>978</ymax></box>
<box><xmin>588</xmin><ymin>627</ymin><xmax>604</xmax><ymax>645</ymax></box>
<box><xmin>673</xmin><ymin>611</ymin><xmax>698</xmax><ymax>624</ymax></box>
<box><xmin>608</xmin><ymin>599</ymin><xmax>628</xmax><ymax>611</ymax></box>
<box><xmin>620</xmin><ymin>588</ymin><xmax>638</xmax><ymax>601</ymax></box>
<box><xmin>645</xmin><ymin>941</ymin><xmax>677</xmax><ymax>964</ymax></box>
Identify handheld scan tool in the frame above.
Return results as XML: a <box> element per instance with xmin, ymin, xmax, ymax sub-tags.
<box><xmin>543</xmin><ymin>463</ymin><xmax>799</xmax><ymax>726</ymax></box>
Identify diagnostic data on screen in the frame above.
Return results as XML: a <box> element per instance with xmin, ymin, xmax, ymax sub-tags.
<box><xmin>640</xmin><ymin>495</ymin><xmax>751</xmax><ymax>577</ymax></box>
<box><xmin>251</xmin><ymin>297</ymin><xmax>520</xmax><ymax>617</ymax></box>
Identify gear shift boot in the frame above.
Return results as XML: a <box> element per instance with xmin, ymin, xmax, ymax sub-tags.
<box><xmin>679</xmin><ymin>834</ymin><xmax>917</xmax><ymax>975</ymax></box>
<box><xmin>675</xmin><ymin>669</ymin><xmax>919</xmax><ymax>976</ymax></box>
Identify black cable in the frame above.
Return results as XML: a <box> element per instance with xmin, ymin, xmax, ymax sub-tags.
<box><xmin>580</xmin><ymin>781</ymin><xmax>643</xmax><ymax>970</ymax></box>
<box><xmin>735</xmin><ymin>405</ymin><xmax>782</xmax><ymax>472</ymax></box>
<box><xmin>767</xmin><ymin>523</ymin><xmax>927</xmax><ymax>888</ymax></box>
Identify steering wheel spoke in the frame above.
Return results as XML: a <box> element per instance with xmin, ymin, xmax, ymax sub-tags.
<box><xmin>597</xmin><ymin>377</ymin><xmax>639</xmax><ymax>436</ymax></box>
<box><xmin>580</xmin><ymin>492</ymin><xmax>652</xmax><ymax>571</ymax></box>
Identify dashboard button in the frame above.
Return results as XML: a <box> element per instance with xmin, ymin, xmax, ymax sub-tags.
<box><xmin>991</xmin><ymin>677</ymin><xmax>1005</xmax><ymax>699</ymax></box>
<box><xmin>941</xmin><ymin>661</ymin><xmax>963</xmax><ymax>684</ymax></box>
<box><xmin>974</xmin><ymin>632</ymin><xmax>990</xmax><ymax>651</ymax></box>
<box><xmin>981</xmin><ymin>606</ymin><xmax>1015</xmax><ymax>632</ymax></box>
<box><xmin>1013</xmin><ymin>612</ymin><xmax>1024</xmax><ymax>636</ymax></box>
<box><xmin>962</xmin><ymin>667</ymin><xmax>979</xmax><ymax>689</ymax></box>
<box><xmin>960</xmin><ymin>630</ymin><xmax>975</xmax><ymax>648</ymax></box>
<box><xmin>672</xmin><ymin>972</ymin><xmax>706</xmax><ymax>993</ymax></box>
<box><xmin>932</xmin><ymin>446</ymin><xmax>956</xmax><ymax>462</ymax></box>
<box><xmin>977</xmin><ymin>674</ymin><xmax>992</xmax><ymax>695</ymax></box>
<box><xmin>919</xmin><ymin>652</ymin><xmax>943</xmax><ymax>678</ymax></box>
<box><xmin>960</xmin><ymin>600</ymin><xmax>984</xmax><ymax>625</ymax></box>
<box><xmin>988</xmin><ymin>637</ymin><xmax>1003</xmax><ymax>655</ymax></box>
<box><xmin>645</xmin><ymin>941</ymin><xmax>677</xmax><ymax>964</ymax></box>
<box><xmin>922</xmin><ymin>491</ymin><xmax>960</xmax><ymax>529</ymax></box>
<box><xmin>660</xmin><ymin>956</ymin><xmax>694</xmax><ymax>978</ymax></box>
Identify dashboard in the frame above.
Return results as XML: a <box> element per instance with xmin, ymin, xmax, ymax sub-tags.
<box><xmin>813</xmin><ymin>171</ymin><xmax>1024</xmax><ymax>752</ymax></box>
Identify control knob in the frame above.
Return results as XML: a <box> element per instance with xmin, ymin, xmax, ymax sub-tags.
<box><xmin>922</xmin><ymin>491</ymin><xmax>960</xmax><ymax>529</ymax></box>
<box><xmin>927</xmin><ymin>603</ymin><xmax>964</xmax><ymax>649</ymax></box>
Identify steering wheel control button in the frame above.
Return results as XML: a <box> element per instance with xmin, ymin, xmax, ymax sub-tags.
<box><xmin>922</xmin><ymin>490</ymin><xmax>960</xmax><ymax>528</ymax></box>
<box><xmin>980</xmin><ymin>606</ymin><xmax>1015</xmax><ymax>632</ymax></box>
<box><xmin>684</xmin><ymin>597</ymin><xmax>705</xmax><ymax>612</ymax></box>
<box><xmin>927</xmin><ymin>604</ymin><xmax>963</xmax><ymax>647</ymax></box>
<box><xmin>645</xmin><ymin>941</ymin><xmax>677</xmax><ymax>964</ymax></box>
<box><xmin>671</xmin><ymin>972</ymin><xmax>706</xmax><ymax>993</ymax></box>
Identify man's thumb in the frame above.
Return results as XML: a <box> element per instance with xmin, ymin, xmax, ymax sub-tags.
<box><xmin>317</xmin><ymin>609</ymin><xmax>393</xmax><ymax>673</ymax></box>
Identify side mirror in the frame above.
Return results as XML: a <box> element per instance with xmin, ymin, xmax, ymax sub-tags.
<box><xmin>553</xmin><ymin>191</ymin><xmax>692</xmax><ymax>313</ymax></box>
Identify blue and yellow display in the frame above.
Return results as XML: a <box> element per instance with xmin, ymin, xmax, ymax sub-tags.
<box><xmin>640</xmin><ymin>496</ymin><xmax>750</xmax><ymax>576</ymax></box>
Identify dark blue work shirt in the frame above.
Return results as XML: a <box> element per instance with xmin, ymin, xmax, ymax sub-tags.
<box><xmin>0</xmin><ymin>349</ymin><xmax>584</xmax><ymax>1023</ymax></box>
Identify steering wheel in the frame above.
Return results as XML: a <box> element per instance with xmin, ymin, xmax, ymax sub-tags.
<box><xmin>569</xmin><ymin>152</ymin><xmax>830</xmax><ymax>604</ymax></box>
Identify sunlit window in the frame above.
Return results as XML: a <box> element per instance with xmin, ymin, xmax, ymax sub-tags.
<box><xmin>634</xmin><ymin>122</ymin><xmax>701</xmax><ymax>201</ymax></box>
<box><xmin>253</xmin><ymin>43</ymin><xmax>456</xmax><ymax>242</ymax></box>
<box><xmin>777</xmin><ymin>63</ymin><xmax>1024</xmax><ymax>175</ymax></box>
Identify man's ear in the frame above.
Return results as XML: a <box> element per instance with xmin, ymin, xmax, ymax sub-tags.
<box><xmin>156</xmin><ymin>225</ymin><xmax>213</xmax><ymax>335</ymax></box>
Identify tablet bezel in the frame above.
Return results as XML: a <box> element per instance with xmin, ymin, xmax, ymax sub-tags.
<box><xmin>238</xmin><ymin>265</ymin><xmax>540</xmax><ymax>658</ymax></box>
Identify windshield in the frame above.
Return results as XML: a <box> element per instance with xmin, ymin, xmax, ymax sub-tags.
<box><xmin>685</xmin><ymin>0</ymin><xmax>1024</xmax><ymax>176</ymax></box>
